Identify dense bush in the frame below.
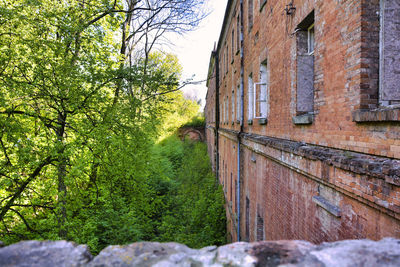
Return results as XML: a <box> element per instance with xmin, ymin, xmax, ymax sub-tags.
<box><xmin>153</xmin><ymin>136</ymin><xmax>226</xmax><ymax>248</ymax></box>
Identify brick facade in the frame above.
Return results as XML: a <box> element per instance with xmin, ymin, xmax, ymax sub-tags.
<box><xmin>205</xmin><ymin>0</ymin><xmax>400</xmax><ymax>243</ymax></box>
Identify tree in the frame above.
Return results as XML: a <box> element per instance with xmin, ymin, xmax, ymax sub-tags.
<box><xmin>0</xmin><ymin>0</ymin><xmax>206</xmax><ymax>242</ymax></box>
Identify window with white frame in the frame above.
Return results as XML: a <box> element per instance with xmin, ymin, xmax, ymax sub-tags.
<box><xmin>308</xmin><ymin>24</ymin><xmax>315</xmax><ymax>55</ymax></box>
<box><xmin>379</xmin><ymin>0</ymin><xmax>400</xmax><ymax>106</ymax></box>
<box><xmin>253</xmin><ymin>61</ymin><xmax>269</xmax><ymax>120</ymax></box>
<box><xmin>248</xmin><ymin>74</ymin><xmax>254</xmax><ymax>121</ymax></box>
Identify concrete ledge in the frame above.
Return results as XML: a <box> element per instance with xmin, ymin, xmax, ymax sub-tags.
<box><xmin>312</xmin><ymin>196</ymin><xmax>341</xmax><ymax>217</ymax></box>
<box><xmin>241</xmin><ymin>133</ymin><xmax>400</xmax><ymax>187</ymax></box>
<box><xmin>352</xmin><ymin>107</ymin><xmax>400</xmax><ymax>122</ymax></box>
<box><xmin>258</xmin><ymin>118</ymin><xmax>268</xmax><ymax>125</ymax></box>
<box><xmin>293</xmin><ymin>114</ymin><xmax>313</xmax><ymax>125</ymax></box>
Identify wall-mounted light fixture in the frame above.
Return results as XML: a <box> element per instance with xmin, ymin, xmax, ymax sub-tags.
<box><xmin>284</xmin><ymin>1</ymin><xmax>296</xmax><ymax>15</ymax></box>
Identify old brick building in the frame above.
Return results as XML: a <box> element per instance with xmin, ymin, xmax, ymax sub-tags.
<box><xmin>205</xmin><ymin>0</ymin><xmax>400</xmax><ymax>243</ymax></box>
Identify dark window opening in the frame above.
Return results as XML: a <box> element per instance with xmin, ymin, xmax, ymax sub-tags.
<box><xmin>245</xmin><ymin>196</ymin><xmax>250</xmax><ymax>241</ymax></box>
<box><xmin>256</xmin><ymin>211</ymin><xmax>264</xmax><ymax>241</ymax></box>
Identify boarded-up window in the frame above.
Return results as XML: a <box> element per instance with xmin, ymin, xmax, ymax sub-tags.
<box><xmin>254</xmin><ymin>61</ymin><xmax>269</xmax><ymax>119</ymax></box>
<box><xmin>236</xmin><ymin>83</ymin><xmax>241</xmax><ymax>122</ymax></box>
<box><xmin>248</xmin><ymin>74</ymin><xmax>254</xmax><ymax>120</ymax></box>
<box><xmin>379</xmin><ymin>0</ymin><xmax>400</xmax><ymax>104</ymax></box>
<box><xmin>296</xmin><ymin>12</ymin><xmax>315</xmax><ymax>115</ymax></box>
<box><xmin>246</xmin><ymin>197</ymin><xmax>250</xmax><ymax>241</ymax></box>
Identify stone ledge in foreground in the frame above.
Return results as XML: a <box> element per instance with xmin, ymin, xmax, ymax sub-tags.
<box><xmin>0</xmin><ymin>238</ymin><xmax>399</xmax><ymax>266</ymax></box>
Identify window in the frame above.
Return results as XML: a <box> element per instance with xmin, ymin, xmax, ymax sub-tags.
<box><xmin>232</xmin><ymin>29</ymin><xmax>235</xmax><ymax>61</ymax></box>
<box><xmin>308</xmin><ymin>24</ymin><xmax>315</xmax><ymax>55</ymax></box>
<box><xmin>237</xmin><ymin>15</ymin><xmax>241</xmax><ymax>52</ymax></box>
<box><xmin>248</xmin><ymin>0</ymin><xmax>253</xmax><ymax>31</ymax></box>
<box><xmin>234</xmin><ymin>179</ymin><xmax>238</xmax><ymax>214</ymax></box>
<box><xmin>379</xmin><ymin>0</ymin><xmax>400</xmax><ymax>106</ymax></box>
<box><xmin>253</xmin><ymin>61</ymin><xmax>269</xmax><ymax>123</ymax></box>
<box><xmin>222</xmin><ymin>97</ymin><xmax>224</xmax><ymax>123</ymax></box>
<box><xmin>222</xmin><ymin>160</ymin><xmax>225</xmax><ymax>190</ymax></box>
<box><xmin>226</xmin><ymin>46</ymin><xmax>229</xmax><ymax>73</ymax></box>
<box><xmin>223</xmin><ymin>49</ymin><xmax>226</xmax><ymax>75</ymax></box>
<box><xmin>248</xmin><ymin>74</ymin><xmax>254</xmax><ymax>123</ymax></box>
<box><xmin>236</xmin><ymin>83</ymin><xmax>241</xmax><ymax>122</ymax></box>
<box><xmin>245</xmin><ymin>196</ymin><xmax>250</xmax><ymax>241</ymax></box>
<box><xmin>294</xmin><ymin>11</ymin><xmax>315</xmax><ymax>124</ymax></box>
<box><xmin>352</xmin><ymin>0</ymin><xmax>400</xmax><ymax>122</ymax></box>
<box><xmin>225</xmin><ymin>96</ymin><xmax>229</xmax><ymax>123</ymax></box>
<box><xmin>256</xmin><ymin>209</ymin><xmax>264</xmax><ymax>241</ymax></box>
<box><xmin>231</xmin><ymin>88</ymin><xmax>235</xmax><ymax>122</ymax></box>
<box><xmin>220</xmin><ymin>52</ymin><xmax>223</xmax><ymax>79</ymax></box>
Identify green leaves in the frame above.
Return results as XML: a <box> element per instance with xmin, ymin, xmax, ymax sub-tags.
<box><xmin>153</xmin><ymin>138</ymin><xmax>227</xmax><ymax>248</ymax></box>
<box><xmin>0</xmin><ymin>0</ymin><xmax>221</xmax><ymax>255</ymax></box>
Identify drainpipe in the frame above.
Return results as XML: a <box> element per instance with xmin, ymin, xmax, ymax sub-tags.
<box><xmin>237</xmin><ymin>0</ymin><xmax>244</xmax><ymax>242</ymax></box>
<box><xmin>215</xmin><ymin>52</ymin><xmax>220</xmax><ymax>182</ymax></box>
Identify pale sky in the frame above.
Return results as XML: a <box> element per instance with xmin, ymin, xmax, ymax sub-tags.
<box><xmin>165</xmin><ymin>1</ymin><xmax>228</xmax><ymax>109</ymax></box>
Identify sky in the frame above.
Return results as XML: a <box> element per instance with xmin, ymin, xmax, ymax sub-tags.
<box><xmin>164</xmin><ymin>1</ymin><xmax>228</xmax><ymax>109</ymax></box>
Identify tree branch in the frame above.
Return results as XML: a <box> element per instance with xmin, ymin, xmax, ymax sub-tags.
<box><xmin>0</xmin><ymin>156</ymin><xmax>54</xmax><ymax>221</ymax></box>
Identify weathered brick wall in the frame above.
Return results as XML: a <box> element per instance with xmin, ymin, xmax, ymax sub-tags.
<box><xmin>218</xmin><ymin>131</ymin><xmax>239</xmax><ymax>242</ymax></box>
<box><xmin>205</xmin><ymin>0</ymin><xmax>400</xmax><ymax>243</ymax></box>
<box><xmin>241</xmin><ymin>140</ymin><xmax>400</xmax><ymax>242</ymax></box>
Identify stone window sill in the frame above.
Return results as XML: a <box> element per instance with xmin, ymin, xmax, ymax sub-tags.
<box><xmin>258</xmin><ymin>118</ymin><xmax>267</xmax><ymax>125</ymax></box>
<box><xmin>292</xmin><ymin>114</ymin><xmax>313</xmax><ymax>125</ymax></box>
<box><xmin>352</xmin><ymin>107</ymin><xmax>400</xmax><ymax>122</ymax></box>
<box><xmin>312</xmin><ymin>196</ymin><xmax>341</xmax><ymax>218</ymax></box>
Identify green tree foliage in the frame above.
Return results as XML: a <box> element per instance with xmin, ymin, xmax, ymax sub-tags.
<box><xmin>153</xmin><ymin>136</ymin><xmax>226</xmax><ymax>248</ymax></box>
<box><xmin>0</xmin><ymin>0</ymin><xmax>225</xmax><ymax>254</ymax></box>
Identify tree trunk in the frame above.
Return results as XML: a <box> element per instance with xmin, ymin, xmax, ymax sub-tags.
<box><xmin>56</xmin><ymin>112</ymin><xmax>67</xmax><ymax>239</ymax></box>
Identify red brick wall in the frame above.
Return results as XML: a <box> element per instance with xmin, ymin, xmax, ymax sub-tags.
<box><xmin>241</xmin><ymin>146</ymin><xmax>400</xmax><ymax>242</ymax></box>
<box><xmin>205</xmin><ymin>0</ymin><xmax>400</xmax><ymax>243</ymax></box>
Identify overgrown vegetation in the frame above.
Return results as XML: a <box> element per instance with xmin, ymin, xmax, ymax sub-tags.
<box><xmin>153</xmin><ymin>135</ymin><xmax>226</xmax><ymax>249</ymax></box>
<box><xmin>0</xmin><ymin>0</ymin><xmax>226</xmax><ymax>255</ymax></box>
<box><xmin>181</xmin><ymin>115</ymin><xmax>206</xmax><ymax>128</ymax></box>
